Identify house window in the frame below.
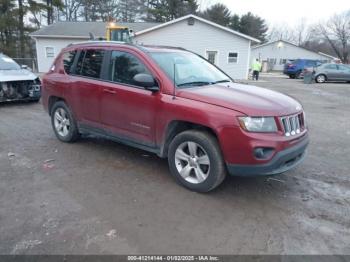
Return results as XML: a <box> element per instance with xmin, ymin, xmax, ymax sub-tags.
<box><xmin>228</xmin><ymin>52</ymin><xmax>238</xmax><ymax>63</ymax></box>
<box><xmin>206</xmin><ymin>51</ymin><xmax>218</xmax><ymax>65</ymax></box>
<box><xmin>45</xmin><ymin>47</ymin><xmax>55</xmax><ymax>58</ymax></box>
<box><xmin>279</xmin><ymin>58</ymin><xmax>287</xmax><ymax>65</ymax></box>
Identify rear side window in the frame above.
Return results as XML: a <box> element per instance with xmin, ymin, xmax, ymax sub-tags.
<box><xmin>109</xmin><ymin>51</ymin><xmax>151</xmax><ymax>87</ymax></box>
<box><xmin>325</xmin><ymin>64</ymin><xmax>337</xmax><ymax>70</ymax></box>
<box><xmin>74</xmin><ymin>49</ymin><xmax>105</xmax><ymax>79</ymax></box>
<box><xmin>62</xmin><ymin>50</ymin><xmax>76</xmax><ymax>74</ymax></box>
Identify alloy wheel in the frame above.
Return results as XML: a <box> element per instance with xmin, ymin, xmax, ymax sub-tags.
<box><xmin>53</xmin><ymin>107</ymin><xmax>71</xmax><ymax>137</ymax></box>
<box><xmin>174</xmin><ymin>141</ymin><xmax>210</xmax><ymax>184</ymax></box>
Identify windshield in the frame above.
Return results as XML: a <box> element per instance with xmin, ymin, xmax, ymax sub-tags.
<box><xmin>149</xmin><ymin>51</ymin><xmax>231</xmax><ymax>88</ymax></box>
<box><xmin>0</xmin><ymin>55</ymin><xmax>21</xmax><ymax>70</ymax></box>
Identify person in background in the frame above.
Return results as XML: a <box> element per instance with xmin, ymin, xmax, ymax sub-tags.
<box><xmin>252</xmin><ymin>59</ymin><xmax>262</xmax><ymax>81</ymax></box>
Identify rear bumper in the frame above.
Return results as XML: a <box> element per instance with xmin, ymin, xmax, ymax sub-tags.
<box><xmin>226</xmin><ymin>135</ymin><xmax>309</xmax><ymax>176</ymax></box>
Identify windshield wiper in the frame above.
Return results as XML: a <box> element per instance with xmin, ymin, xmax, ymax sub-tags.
<box><xmin>213</xmin><ymin>79</ymin><xmax>231</xmax><ymax>84</ymax></box>
<box><xmin>177</xmin><ymin>81</ymin><xmax>212</xmax><ymax>87</ymax></box>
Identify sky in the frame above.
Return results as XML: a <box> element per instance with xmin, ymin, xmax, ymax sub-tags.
<box><xmin>199</xmin><ymin>0</ymin><xmax>349</xmax><ymax>26</ymax></box>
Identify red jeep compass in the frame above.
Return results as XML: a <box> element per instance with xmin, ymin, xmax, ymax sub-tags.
<box><xmin>42</xmin><ymin>42</ymin><xmax>309</xmax><ymax>192</ymax></box>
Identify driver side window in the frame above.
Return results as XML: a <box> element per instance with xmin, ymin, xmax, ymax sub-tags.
<box><xmin>109</xmin><ymin>51</ymin><xmax>151</xmax><ymax>87</ymax></box>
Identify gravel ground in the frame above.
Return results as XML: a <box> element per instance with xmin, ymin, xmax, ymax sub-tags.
<box><xmin>0</xmin><ymin>76</ymin><xmax>349</xmax><ymax>255</ymax></box>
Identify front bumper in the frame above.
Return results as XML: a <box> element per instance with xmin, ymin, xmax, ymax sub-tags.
<box><xmin>226</xmin><ymin>135</ymin><xmax>309</xmax><ymax>176</ymax></box>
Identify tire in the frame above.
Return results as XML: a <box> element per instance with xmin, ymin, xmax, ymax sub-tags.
<box><xmin>168</xmin><ymin>130</ymin><xmax>227</xmax><ymax>193</ymax></box>
<box><xmin>295</xmin><ymin>71</ymin><xmax>301</xmax><ymax>79</ymax></box>
<box><xmin>289</xmin><ymin>74</ymin><xmax>295</xmax><ymax>79</ymax></box>
<box><xmin>51</xmin><ymin>101</ymin><xmax>80</xmax><ymax>142</ymax></box>
<box><xmin>315</xmin><ymin>74</ymin><xmax>326</xmax><ymax>83</ymax></box>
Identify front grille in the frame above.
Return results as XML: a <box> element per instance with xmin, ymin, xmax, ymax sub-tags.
<box><xmin>280</xmin><ymin>113</ymin><xmax>304</xmax><ymax>136</ymax></box>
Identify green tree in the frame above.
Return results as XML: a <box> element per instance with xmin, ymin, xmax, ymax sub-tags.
<box><xmin>147</xmin><ymin>0</ymin><xmax>198</xmax><ymax>22</ymax></box>
<box><xmin>229</xmin><ymin>14</ymin><xmax>240</xmax><ymax>31</ymax></box>
<box><xmin>238</xmin><ymin>12</ymin><xmax>268</xmax><ymax>42</ymax></box>
<box><xmin>0</xmin><ymin>0</ymin><xmax>18</xmax><ymax>56</ymax></box>
<box><xmin>200</xmin><ymin>3</ymin><xmax>231</xmax><ymax>27</ymax></box>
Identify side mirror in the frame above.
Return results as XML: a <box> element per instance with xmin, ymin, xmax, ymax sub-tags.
<box><xmin>21</xmin><ymin>64</ymin><xmax>28</xmax><ymax>69</ymax></box>
<box><xmin>133</xmin><ymin>73</ymin><xmax>159</xmax><ymax>92</ymax></box>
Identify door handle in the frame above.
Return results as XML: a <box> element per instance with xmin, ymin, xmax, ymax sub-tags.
<box><xmin>103</xmin><ymin>89</ymin><xmax>117</xmax><ymax>94</ymax></box>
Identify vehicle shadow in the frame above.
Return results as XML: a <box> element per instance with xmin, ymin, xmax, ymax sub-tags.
<box><xmin>72</xmin><ymin>134</ymin><xmax>297</xmax><ymax>201</ymax></box>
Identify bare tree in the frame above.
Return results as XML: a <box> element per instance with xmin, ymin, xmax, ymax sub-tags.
<box><xmin>267</xmin><ymin>23</ymin><xmax>296</xmax><ymax>43</ymax></box>
<box><xmin>294</xmin><ymin>18</ymin><xmax>312</xmax><ymax>46</ymax></box>
<box><xmin>60</xmin><ymin>0</ymin><xmax>83</xmax><ymax>21</ymax></box>
<box><xmin>314</xmin><ymin>11</ymin><xmax>350</xmax><ymax>63</ymax></box>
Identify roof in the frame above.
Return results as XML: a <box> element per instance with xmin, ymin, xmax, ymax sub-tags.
<box><xmin>30</xmin><ymin>21</ymin><xmax>161</xmax><ymax>39</ymax></box>
<box><xmin>252</xmin><ymin>40</ymin><xmax>337</xmax><ymax>59</ymax></box>
<box><xmin>30</xmin><ymin>15</ymin><xmax>260</xmax><ymax>43</ymax></box>
<box><xmin>136</xmin><ymin>14</ymin><xmax>261</xmax><ymax>43</ymax></box>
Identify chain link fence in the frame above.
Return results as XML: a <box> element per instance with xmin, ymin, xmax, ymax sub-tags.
<box><xmin>12</xmin><ymin>58</ymin><xmax>38</xmax><ymax>73</ymax></box>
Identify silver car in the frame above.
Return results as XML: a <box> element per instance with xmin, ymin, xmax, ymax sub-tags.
<box><xmin>314</xmin><ymin>63</ymin><xmax>350</xmax><ymax>83</ymax></box>
<box><xmin>0</xmin><ymin>54</ymin><xmax>41</xmax><ymax>102</ymax></box>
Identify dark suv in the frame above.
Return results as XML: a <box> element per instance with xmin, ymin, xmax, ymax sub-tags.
<box><xmin>42</xmin><ymin>42</ymin><xmax>309</xmax><ymax>192</ymax></box>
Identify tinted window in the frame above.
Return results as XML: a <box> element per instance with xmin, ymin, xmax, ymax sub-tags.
<box><xmin>62</xmin><ymin>51</ymin><xmax>77</xmax><ymax>74</ymax></box>
<box><xmin>324</xmin><ymin>64</ymin><xmax>337</xmax><ymax>70</ymax></box>
<box><xmin>109</xmin><ymin>51</ymin><xmax>151</xmax><ymax>86</ymax></box>
<box><xmin>306</xmin><ymin>60</ymin><xmax>315</xmax><ymax>66</ymax></box>
<box><xmin>338</xmin><ymin>65</ymin><xmax>350</xmax><ymax>71</ymax></box>
<box><xmin>80</xmin><ymin>49</ymin><xmax>105</xmax><ymax>78</ymax></box>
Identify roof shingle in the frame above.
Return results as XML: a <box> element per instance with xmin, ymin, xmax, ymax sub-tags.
<box><xmin>30</xmin><ymin>21</ymin><xmax>161</xmax><ymax>38</ymax></box>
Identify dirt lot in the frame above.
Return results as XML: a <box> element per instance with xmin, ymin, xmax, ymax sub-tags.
<box><xmin>0</xmin><ymin>76</ymin><xmax>349</xmax><ymax>255</ymax></box>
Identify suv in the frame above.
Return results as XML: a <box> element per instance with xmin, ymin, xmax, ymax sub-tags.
<box><xmin>42</xmin><ymin>42</ymin><xmax>309</xmax><ymax>192</ymax></box>
<box><xmin>284</xmin><ymin>59</ymin><xmax>322</xmax><ymax>79</ymax></box>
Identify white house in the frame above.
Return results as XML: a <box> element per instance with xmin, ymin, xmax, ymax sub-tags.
<box><xmin>30</xmin><ymin>15</ymin><xmax>260</xmax><ymax>79</ymax></box>
<box><xmin>251</xmin><ymin>40</ymin><xmax>337</xmax><ymax>71</ymax></box>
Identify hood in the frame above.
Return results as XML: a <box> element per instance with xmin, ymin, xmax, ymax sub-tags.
<box><xmin>176</xmin><ymin>82</ymin><xmax>302</xmax><ymax>116</ymax></box>
<box><xmin>0</xmin><ymin>69</ymin><xmax>38</xmax><ymax>82</ymax></box>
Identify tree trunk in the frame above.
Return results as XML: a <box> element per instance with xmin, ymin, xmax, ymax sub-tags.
<box><xmin>18</xmin><ymin>0</ymin><xmax>25</xmax><ymax>58</ymax></box>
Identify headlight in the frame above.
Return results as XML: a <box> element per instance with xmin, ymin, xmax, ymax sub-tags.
<box><xmin>238</xmin><ymin>116</ymin><xmax>277</xmax><ymax>132</ymax></box>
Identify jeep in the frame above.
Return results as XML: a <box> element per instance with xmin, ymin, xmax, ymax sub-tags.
<box><xmin>42</xmin><ymin>42</ymin><xmax>309</xmax><ymax>192</ymax></box>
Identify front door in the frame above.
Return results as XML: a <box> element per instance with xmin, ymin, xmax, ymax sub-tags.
<box><xmin>100</xmin><ymin>50</ymin><xmax>158</xmax><ymax>147</ymax></box>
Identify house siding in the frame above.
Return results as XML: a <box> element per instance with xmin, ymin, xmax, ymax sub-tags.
<box><xmin>251</xmin><ymin>41</ymin><xmax>334</xmax><ymax>71</ymax></box>
<box><xmin>135</xmin><ymin>19</ymin><xmax>250</xmax><ymax>79</ymax></box>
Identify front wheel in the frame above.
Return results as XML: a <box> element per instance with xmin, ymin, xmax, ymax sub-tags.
<box><xmin>51</xmin><ymin>101</ymin><xmax>80</xmax><ymax>142</ymax></box>
<box><xmin>168</xmin><ymin>130</ymin><xmax>226</xmax><ymax>192</ymax></box>
<box><xmin>315</xmin><ymin>74</ymin><xmax>326</xmax><ymax>83</ymax></box>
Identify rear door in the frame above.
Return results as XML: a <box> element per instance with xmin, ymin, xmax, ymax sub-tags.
<box><xmin>100</xmin><ymin>50</ymin><xmax>159</xmax><ymax>147</ymax></box>
<box><xmin>68</xmin><ymin>49</ymin><xmax>106</xmax><ymax>127</ymax></box>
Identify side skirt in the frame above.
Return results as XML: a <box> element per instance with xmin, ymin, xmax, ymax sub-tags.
<box><xmin>78</xmin><ymin>123</ymin><xmax>161</xmax><ymax>156</ymax></box>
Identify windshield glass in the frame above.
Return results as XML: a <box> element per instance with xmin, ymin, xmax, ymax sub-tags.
<box><xmin>149</xmin><ymin>51</ymin><xmax>231</xmax><ymax>88</ymax></box>
<box><xmin>0</xmin><ymin>56</ymin><xmax>20</xmax><ymax>70</ymax></box>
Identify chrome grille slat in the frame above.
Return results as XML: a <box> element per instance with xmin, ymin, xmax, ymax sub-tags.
<box><xmin>280</xmin><ymin>113</ymin><xmax>303</xmax><ymax>136</ymax></box>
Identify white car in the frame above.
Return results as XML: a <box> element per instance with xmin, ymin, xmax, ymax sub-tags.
<box><xmin>0</xmin><ymin>54</ymin><xmax>41</xmax><ymax>102</ymax></box>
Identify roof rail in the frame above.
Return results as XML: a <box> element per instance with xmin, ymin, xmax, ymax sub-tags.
<box><xmin>66</xmin><ymin>40</ymin><xmax>135</xmax><ymax>47</ymax></box>
<box><xmin>139</xmin><ymin>44</ymin><xmax>186</xmax><ymax>50</ymax></box>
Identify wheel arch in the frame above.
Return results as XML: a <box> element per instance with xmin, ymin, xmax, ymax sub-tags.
<box><xmin>48</xmin><ymin>96</ymin><xmax>66</xmax><ymax>116</ymax></box>
<box><xmin>159</xmin><ymin>120</ymin><xmax>219</xmax><ymax>158</ymax></box>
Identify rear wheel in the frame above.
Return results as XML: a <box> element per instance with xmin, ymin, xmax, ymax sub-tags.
<box><xmin>168</xmin><ymin>130</ymin><xmax>226</xmax><ymax>192</ymax></box>
<box><xmin>289</xmin><ymin>74</ymin><xmax>295</xmax><ymax>79</ymax></box>
<box><xmin>51</xmin><ymin>101</ymin><xmax>80</xmax><ymax>142</ymax></box>
<box><xmin>315</xmin><ymin>74</ymin><xmax>326</xmax><ymax>83</ymax></box>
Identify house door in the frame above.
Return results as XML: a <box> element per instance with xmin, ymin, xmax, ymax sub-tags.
<box><xmin>206</xmin><ymin>51</ymin><xmax>218</xmax><ymax>65</ymax></box>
